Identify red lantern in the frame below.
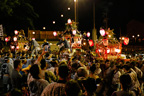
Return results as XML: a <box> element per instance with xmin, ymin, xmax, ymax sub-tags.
<box><xmin>72</xmin><ymin>30</ymin><xmax>76</xmax><ymax>35</ymax></box>
<box><xmin>103</xmin><ymin>39</ymin><xmax>108</xmax><ymax>46</ymax></box>
<box><xmin>14</xmin><ymin>30</ymin><xmax>18</xmax><ymax>35</ymax></box>
<box><xmin>5</xmin><ymin>37</ymin><xmax>9</xmax><ymax>42</ymax></box>
<box><xmin>89</xmin><ymin>39</ymin><xmax>94</xmax><ymax>47</ymax></box>
<box><xmin>124</xmin><ymin>37</ymin><xmax>129</xmax><ymax>45</ymax></box>
<box><xmin>13</xmin><ymin>37</ymin><xmax>17</xmax><ymax>42</ymax></box>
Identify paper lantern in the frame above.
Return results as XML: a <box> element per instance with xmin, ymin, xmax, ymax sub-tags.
<box><xmin>124</xmin><ymin>37</ymin><xmax>129</xmax><ymax>45</ymax></box>
<box><xmin>14</xmin><ymin>30</ymin><xmax>18</xmax><ymax>35</ymax></box>
<box><xmin>72</xmin><ymin>30</ymin><xmax>76</xmax><ymax>35</ymax></box>
<box><xmin>53</xmin><ymin>31</ymin><xmax>57</xmax><ymax>36</ymax></box>
<box><xmin>13</xmin><ymin>37</ymin><xmax>17</xmax><ymax>42</ymax></box>
<box><xmin>67</xmin><ymin>19</ymin><xmax>72</xmax><ymax>24</ymax></box>
<box><xmin>87</xmin><ymin>32</ymin><xmax>90</xmax><ymax>37</ymax></box>
<box><xmin>100</xmin><ymin>29</ymin><xmax>105</xmax><ymax>36</ymax></box>
<box><xmin>89</xmin><ymin>39</ymin><xmax>94</xmax><ymax>47</ymax></box>
<box><xmin>5</xmin><ymin>37</ymin><xmax>9</xmax><ymax>42</ymax></box>
<box><xmin>16</xmin><ymin>46</ymin><xmax>19</xmax><ymax>50</ymax></box>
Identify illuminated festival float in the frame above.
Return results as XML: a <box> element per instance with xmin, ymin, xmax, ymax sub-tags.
<box><xmin>53</xmin><ymin>19</ymin><xmax>93</xmax><ymax>50</ymax></box>
<box><xmin>96</xmin><ymin>28</ymin><xmax>123</xmax><ymax>60</ymax></box>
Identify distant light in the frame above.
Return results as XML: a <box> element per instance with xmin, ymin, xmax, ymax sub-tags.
<box><xmin>115</xmin><ymin>49</ymin><xmax>120</xmax><ymax>53</ymax></box>
<box><xmin>74</xmin><ymin>0</ymin><xmax>76</xmax><ymax>2</ymax></box>
<box><xmin>53</xmin><ymin>31</ymin><xmax>57</xmax><ymax>36</ymax></box>
<box><xmin>87</xmin><ymin>32</ymin><xmax>90</xmax><ymax>37</ymax></box>
<box><xmin>61</xmin><ymin>14</ymin><xmax>64</xmax><ymax>17</ymax></box>
<box><xmin>108</xmin><ymin>35</ymin><xmax>111</xmax><ymax>38</ymax></box>
<box><xmin>14</xmin><ymin>30</ymin><xmax>18</xmax><ymax>35</ymax></box>
<box><xmin>137</xmin><ymin>34</ymin><xmax>140</xmax><ymax>37</ymax></box>
<box><xmin>132</xmin><ymin>35</ymin><xmax>135</xmax><ymax>38</ymax></box>
<box><xmin>32</xmin><ymin>38</ymin><xmax>35</xmax><ymax>40</ymax></box>
<box><xmin>98</xmin><ymin>49</ymin><xmax>101</xmax><ymax>52</ymax></box>
<box><xmin>13</xmin><ymin>37</ymin><xmax>17</xmax><ymax>42</ymax></box>
<box><xmin>68</xmin><ymin>7</ymin><xmax>70</xmax><ymax>10</ymax></box>
<box><xmin>43</xmin><ymin>27</ymin><xmax>46</xmax><ymax>30</ymax></box>
<box><xmin>119</xmin><ymin>37</ymin><xmax>121</xmax><ymax>39</ymax></box>
<box><xmin>32</xmin><ymin>32</ymin><xmax>35</xmax><ymax>34</ymax></box>
<box><xmin>53</xmin><ymin>21</ymin><xmax>55</xmax><ymax>24</ymax></box>
<box><xmin>72</xmin><ymin>30</ymin><xmax>76</xmax><ymax>35</ymax></box>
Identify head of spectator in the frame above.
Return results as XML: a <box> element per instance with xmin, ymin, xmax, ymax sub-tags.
<box><xmin>130</xmin><ymin>61</ymin><xmax>136</xmax><ymax>69</ymax></box>
<box><xmin>14</xmin><ymin>59</ymin><xmax>22</xmax><ymax>72</ymax></box>
<box><xmin>30</xmin><ymin>64</ymin><xmax>41</xmax><ymax>79</ymax></box>
<box><xmin>90</xmin><ymin>64</ymin><xmax>96</xmax><ymax>74</ymax></box>
<box><xmin>77</xmin><ymin>67</ymin><xmax>89</xmax><ymax>80</ymax></box>
<box><xmin>76</xmin><ymin>49</ymin><xmax>81</xmax><ymax>56</ymax></box>
<box><xmin>58</xmin><ymin>64</ymin><xmax>70</xmax><ymax>80</ymax></box>
<box><xmin>40</xmin><ymin>59</ymin><xmax>47</xmax><ymax>70</ymax></box>
<box><xmin>120</xmin><ymin>74</ymin><xmax>132</xmax><ymax>91</ymax></box>
<box><xmin>105</xmin><ymin>59</ymin><xmax>110</xmax><ymax>68</ymax></box>
<box><xmin>65</xmin><ymin>80</ymin><xmax>81</xmax><ymax>96</ymax></box>
<box><xmin>122</xmin><ymin>64</ymin><xmax>131</xmax><ymax>73</ymax></box>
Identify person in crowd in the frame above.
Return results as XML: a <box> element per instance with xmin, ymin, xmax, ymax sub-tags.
<box><xmin>28</xmin><ymin>64</ymin><xmax>49</xmax><ymax>96</ymax></box>
<box><xmin>57</xmin><ymin>35</ymin><xmax>70</xmax><ymax>51</ymax></box>
<box><xmin>123</xmin><ymin>64</ymin><xmax>141</xmax><ymax>95</ymax></box>
<box><xmin>89</xmin><ymin>64</ymin><xmax>99</xmax><ymax>80</ymax></box>
<box><xmin>112</xmin><ymin>74</ymin><xmax>136</xmax><ymax>96</ymax></box>
<box><xmin>65</xmin><ymin>80</ymin><xmax>81</xmax><ymax>96</ymax></box>
<box><xmin>31</xmin><ymin>39</ymin><xmax>40</xmax><ymax>56</ymax></box>
<box><xmin>1</xmin><ymin>56</ymin><xmax>13</xmax><ymax>92</ymax></box>
<box><xmin>11</xmin><ymin>59</ymin><xmax>23</xmax><ymax>90</ymax></box>
<box><xmin>8</xmin><ymin>53</ymin><xmax>14</xmax><ymax>68</ymax></box>
<box><xmin>39</xmin><ymin>59</ymin><xmax>57</xmax><ymax>83</ymax></box>
<box><xmin>41</xmin><ymin>64</ymin><xmax>70</xmax><ymax>96</ymax></box>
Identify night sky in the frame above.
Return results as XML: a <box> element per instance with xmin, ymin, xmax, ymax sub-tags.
<box><xmin>1</xmin><ymin>0</ymin><xmax>144</xmax><ymax>38</ymax></box>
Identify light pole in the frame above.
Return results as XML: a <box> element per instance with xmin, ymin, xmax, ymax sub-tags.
<box><xmin>74</xmin><ymin>0</ymin><xmax>77</xmax><ymax>23</ymax></box>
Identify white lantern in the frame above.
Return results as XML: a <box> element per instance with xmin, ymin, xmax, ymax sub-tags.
<box><xmin>100</xmin><ymin>29</ymin><xmax>105</xmax><ymax>36</ymax></box>
<box><xmin>53</xmin><ymin>31</ymin><xmax>57</xmax><ymax>36</ymax></box>
<box><xmin>87</xmin><ymin>32</ymin><xmax>90</xmax><ymax>37</ymax></box>
<box><xmin>14</xmin><ymin>30</ymin><xmax>18</xmax><ymax>35</ymax></box>
<box><xmin>107</xmin><ymin>49</ymin><xmax>110</xmax><ymax>53</ymax></box>
<box><xmin>67</xmin><ymin>19</ymin><xmax>72</xmax><ymax>24</ymax></box>
<box><xmin>13</xmin><ymin>37</ymin><xmax>17</xmax><ymax>42</ymax></box>
<box><xmin>72</xmin><ymin>30</ymin><xmax>76</xmax><ymax>35</ymax></box>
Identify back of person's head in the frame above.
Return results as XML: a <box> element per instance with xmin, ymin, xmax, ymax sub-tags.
<box><xmin>123</xmin><ymin>64</ymin><xmax>131</xmax><ymax>71</ymax></box>
<box><xmin>58</xmin><ymin>64</ymin><xmax>69</xmax><ymax>79</ymax></box>
<box><xmin>77</xmin><ymin>67</ymin><xmax>88</xmax><ymax>78</ymax></box>
<box><xmin>65</xmin><ymin>80</ymin><xmax>81</xmax><ymax>96</ymax></box>
<box><xmin>40</xmin><ymin>59</ymin><xmax>46</xmax><ymax>69</ymax></box>
<box><xmin>14</xmin><ymin>59</ymin><xmax>21</xmax><ymax>69</ymax></box>
<box><xmin>120</xmin><ymin>74</ymin><xmax>132</xmax><ymax>91</ymax></box>
<box><xmin>50</xmin><ymin>59</ymin><xmax>58</xmax><ymax>67</ymax></box>
<box><xmin>90</xmin><ymin>64</ymin><xmax>96</xmax><ymax>74</ymax></box>
<box><xmin>84</xmin><ymin>77</ymin><xmax>97</xmax><ymax>93</ymax></box>
<box><xmin>30</xmin><ymin>64</ymin><xmax>40</xmax><ymax>79</ymax></box>
<box><xmin>130</xmin><ymin>61</ymin><xmax>136</xmax><ymax>68</ymax></box>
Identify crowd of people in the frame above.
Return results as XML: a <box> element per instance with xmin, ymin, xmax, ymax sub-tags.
<box><xmin>0</xmin><ymin>38</ymin><xmax>144</xmax><ymax>96</ymax></box>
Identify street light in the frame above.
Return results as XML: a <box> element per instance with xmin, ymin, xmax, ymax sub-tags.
<box><xmin>61</xmin><ymin>14</ymin><xmax>64</xmax><ymax>17</ymax></box>
<box><xmin>68</xmin><ymin>7</ymin><xmax>71</xmax><ymax>10</ymax></box>
<box><xmin>53</xmin><ymin>21</ymin><xmax>56</xmax><ymax>24</ymax></box>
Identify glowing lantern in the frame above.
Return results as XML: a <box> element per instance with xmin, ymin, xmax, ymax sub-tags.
<box><xmin>88</xmin><ymin>39</ymin><xmax>94</xmax><ymax>47</ymax></box>
<box><xmin>115</xmin><ymin>49</ymin><xmax>120</xmax><ymax>53</ymax></box>
<box><xmin>67</xmin><ymin>19</ymin><xmax>72</xmax><ymax>24</ymax></box>
<box><xmin>13</xmin><ymin>37</ymin><xmax>17</xmax><ymax>42</ymax></box>
<box><xmin>124</xmin><ymin>37</ymin><xmax>129</xmax><ymax>45</ymax></box>
<box><xmin>11</xmin><ymin>46</ymin><xmax>15</xmax><ymax>49</ymax></box>
<box><xmin>87</xmin><ymin>32</ymin><xmax>90</xmax><ymax>37</ymax></box>
<box><xmin>53</xmin><ymin>31</ymin><xmax>57</xmax><ymax>36</ymax></box>
<box><xmin>107</xmin><ymin>49</ymin><xmax>110</xmax><ymax>53</ymax></box>
<box><xmin>103</xmin><ymin>39</ymin><xmax>108</xmax><ymax>46</ymax></box>
<box><xmin>32</xmin><ymin>32</ymin><xmax>35</xmax><ymax>34</ymax></box>
<box><xmin>100</xmin><ymin>29</ymin><xmax>105</xmax><ymax>36</ymax></box>
<box><xmin>72</xmin><ymin>30</ymin><xmax>76</xmax><ymax>35</ymax></box>
<box><xmin>14</xmin><ymin>30</ymin><xmax>18</xmax><ymax>35</ymax></box>
<box><xmin>16</xmin><ymin>46</ymin><xmax>19</xmax><ymax>50</ymax></box>
<box><xmin>5</xmin><ymin>37</ymin><xmax>9</xmax><ymax>42</ymax></box>
<box><xmin>32</xmin><ymin>38</ymin><xmax>35</xmax><ymax>40</ymax></box>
